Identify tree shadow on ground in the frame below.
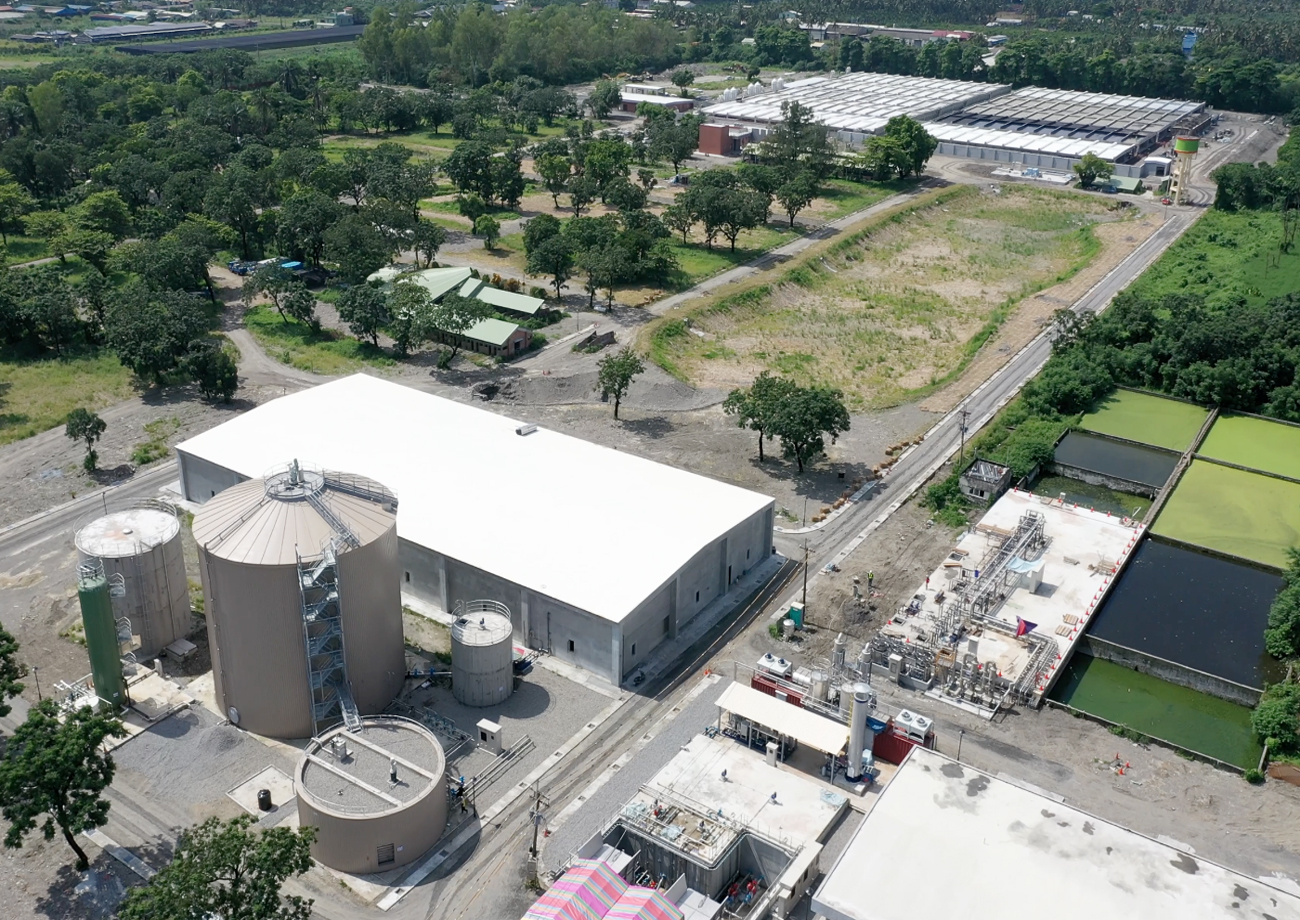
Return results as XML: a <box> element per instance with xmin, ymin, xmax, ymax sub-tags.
<box><xmin>619</xmin><ymin>415</ymin><xmax>675</xmax><ymax>439</ymax></box>
<box><xmin>747</xmin><ymin>455</ymin><xmax>883</xmax><ymax>508</ymax></box>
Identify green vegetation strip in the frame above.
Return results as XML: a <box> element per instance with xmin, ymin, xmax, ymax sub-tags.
<box><xmin>1152</xmin><ymin>460</ymin><xmax>1300</xmax><ymax>570</ymax></box>
<box><xmin>1051</xmin><ymin>655</ymin><xmax>1261</xmax><ymax>770</ymax></box>
<box><xmin>243</xmin><ymin>305</ymin><xmax>394</xmax><ymax>375</ymax></box>
<box><xmin>0</xmin><ymin>352</ymin><xmax>135</xmax><ymax>447</ymax></box>
<box><xmin>1079</xmin><ymin>389</ymin><xmax>1209</xmax><ymax>452</ymax></box>
<box><xmin>1198</xmin><ymin>413</ymin><xmax>1300</xmax><ymax>481</ymax></box>
<box><xmin>1127</xmin><ymin>207</ymin><xmax>1300</xmax><ymax>309</ymax></box>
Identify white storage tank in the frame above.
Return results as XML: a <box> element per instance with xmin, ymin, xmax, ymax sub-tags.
<box><xmin>75</xmin><ymin>502</ymin><xmax>190</xmax><ymax>659</ymax></box>
<box><xmin>450</xmin><ymin>601</ymin><xmax>514</xmax><ymax>707</ymax></box>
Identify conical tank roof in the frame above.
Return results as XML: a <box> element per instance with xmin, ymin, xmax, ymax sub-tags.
<box><xmin>193</xmin><ymin>462</ymin><xmax>397</xmax><ymax>565</ymax></box>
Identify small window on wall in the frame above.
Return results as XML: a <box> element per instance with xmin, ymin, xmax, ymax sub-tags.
<box><xmin>695</xmin><ymin>591</ymin><xmax>700</xmax><ymax>603</ymax></box>
<box><xmin>568</xmin><ymin>639</ymin><xmax>575</xmax><ymax>652</ymax></box>
<box><xmin>663</xmin><ymin>616</ymin><xmax>670</xmax><ymax>635</ymax></box>
<box><xmin>405</xmin><ymin>571</ymin><xmax>410</xmax><ymax>582</ymax></box>
<box><xmin>377</xmin><ymin>843</ymin><xmax>395</xmax><ymax>866</ymax></box>
<box><xmin>631</xmin><ymin>643</ymin><xmax>637</xmax><ymax>656</ymax></box>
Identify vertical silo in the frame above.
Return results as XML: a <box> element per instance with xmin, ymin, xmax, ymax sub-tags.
<box><xmin>450</xmin><ymin>601</ymin><xmax>515</xmax><ymax>707</ymax></box>
<box><xmin>77</xmin><ymin>560</ymin><xmax>126</xmax><ymax>709</ymax></box>
<box><xmin>75</xmin><ymin>503</ymin><xmax>190</xmax><ymax>659</ymax></box>
<box><xmin>193</xmin><ymin>462</ymin><xmax>403</xmax><ymax>739</ymax></box>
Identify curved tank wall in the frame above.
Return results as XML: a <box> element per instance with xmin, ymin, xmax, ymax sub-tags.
<box><xmin>75</xmin><ymin>505</ymin><xmax>190</xmax><ymax>659</ymax></box>
<box><xmin>295</xmin><ymin>717</ymin><xmax>448</xmax><ymax>874</ymax></box>
<box><xmin>193</xmin><ymin>466</ymin><xmax>404</xmax><ymax>739</ymax></box>
<box><xmin>451</xmin><ymin>601</ymin><xmax>514</xmax><ymax>707</ymax></box>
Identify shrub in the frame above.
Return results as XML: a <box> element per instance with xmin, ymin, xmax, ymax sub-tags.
<box><xmin>1252</xmin><ymin>682</ymin><xmax>1300</xmax><ymax>754</ymax></box>
<box><xmin>1244</xmin><ymin>768</ymin><xmax>1265</xmax><ymax>784</ymax></box>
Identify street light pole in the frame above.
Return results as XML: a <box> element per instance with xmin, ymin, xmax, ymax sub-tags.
<box><xmin>802</xmin><ymin>540</ymin><xmax>809</xmax><ymax>609</ymax></box>
<box><xmin>958</xmin><ymin>407</ymin><xmax>969</xmax><ymax>465</ymax></box>
<box><xmin>957</xmin><ymin>729</ymin><xmax>965</xmax><ymax>762</ymax></box>
<box><xmin>32</xmin><ymin>666</ymin><xmax>40</xmax><ymax>702</ymax></box>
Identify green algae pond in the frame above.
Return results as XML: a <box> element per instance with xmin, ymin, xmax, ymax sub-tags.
<box><xmin>1050</xmin><ymin>655</ymin><xmax>1262</xmax><ymax>770</ymax></box>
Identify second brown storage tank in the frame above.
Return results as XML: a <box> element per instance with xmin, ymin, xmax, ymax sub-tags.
<box><xmin>193</xmin><ymin>462</ymin><xmax>403</xmax><ymax>739</ymax></box>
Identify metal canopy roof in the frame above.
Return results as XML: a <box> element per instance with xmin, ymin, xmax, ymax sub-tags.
<box><xmin>948</xmin><ymin>85</ymin><xmax>1204</xmax><ymax>143</ymax></box>
<box><xmin>716</xmin><ymin>682</ymin><xmax>849</xmax><ymax>754</ymax></box>
<box><xmin>923</xmin><ymin>121</ymin><xmax>1134</xmax><ymax>161</ymax></box>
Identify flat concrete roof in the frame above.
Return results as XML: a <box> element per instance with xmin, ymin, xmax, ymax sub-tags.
<box><xmin>176</xmin><ymin>374</ymin><xmax>774</xmax><ymax>624</ymax></box>
<box><xmin>813</xmin><ymin>746</ymin><xmax>1300</xmax><ymax>920</ymax></box>
<box><xmin>635</xmin><ymin>733</ymin><xmax>846</xmax><ymax>856</ymax></box>
<box><xmin>75</xmin><ymin>507</ymin><xmax>179</xmax><ymax>557</ymax></box>
<box><xmin>297</xmin><ymin>718</ymin><xmax>444</xmax><ymax>816</ymax></box>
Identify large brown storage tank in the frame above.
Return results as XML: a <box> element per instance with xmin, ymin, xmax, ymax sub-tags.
<box><xmin>295</xmin><ymin>716</ymin><xmax>448</xmax><ymax>874</ymax></box>
<box><xmin>193</xmin><ymin>462</ymin><xmax>403</xmax><ymax>739</ymax></box>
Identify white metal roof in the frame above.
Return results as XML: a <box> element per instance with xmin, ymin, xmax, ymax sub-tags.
<box><xmin>702</xmin><ymin>71</ymin><xmax>1009</xmax><ymax>133</ymax></box>
<box><xmin>715</xmin><ymin>682</ymin><xmax>849</xmax><ymax>754</ymax></box>
<box><xmin>923</xmin><ymin>121</ymin><xmax>1134</xmax><ymax>161</ymax></box>
<box><xmin>813</xmin><ymin>747</ymin><xmax>1300</xmax><ymax>920</ymax></box>
<box><xmin>176</xmin><ymin>375</ymin><xmax>774</xmax><ymax>624</ymax></box>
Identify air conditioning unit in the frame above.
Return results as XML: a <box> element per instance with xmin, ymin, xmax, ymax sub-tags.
<box><xmin>757</xmin><ymin>653</ymin><xmax>792</xmax><ymax>679</ymax></box>
<box><xmin>896</xmin><ymin>709</ymin><xmax>930</xmax><ymax>741</ymax></box>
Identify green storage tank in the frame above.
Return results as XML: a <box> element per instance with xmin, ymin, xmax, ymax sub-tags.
<box><xmin>78</xmin><ymin>565</ymin><xmax>126</xmax><ymax>709</ymax></box>
<box><xmin>1173</xmin><ymin>136</ymin><xmax>1200</xmax><ymax>155</ymax></box>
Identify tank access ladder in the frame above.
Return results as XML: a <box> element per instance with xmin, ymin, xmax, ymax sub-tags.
<box><xmin>298</xmin><ymin>539</ymin><xmax>361</xmax><ymax>736</ymax></box>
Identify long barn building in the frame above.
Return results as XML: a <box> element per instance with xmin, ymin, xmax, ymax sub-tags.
<box><xmin>175</xmin><ymin>374</ymin><xmax>775</xmax><ymax>685</ymax></box>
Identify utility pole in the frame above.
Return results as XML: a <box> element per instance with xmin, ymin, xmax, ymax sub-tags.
<box><xmin>526</xmin><ymin>782</ymin><xmax>550</xmax><ymax>887</ymax></box>
<box><xmin>958</xmin><ymin>407</ymin><xmax>970</xmax><ymax>465</ymax></box>
<box><xmin>802</xmin><ymin>540</ymin><xmax>809</xmax><ymax>609</ymax></box>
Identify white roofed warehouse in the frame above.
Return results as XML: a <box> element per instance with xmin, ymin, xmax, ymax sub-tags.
<box><xmin>176</xmin><ymin>375</ymin><xmax>776</xmax><ymax>686</ymax></box>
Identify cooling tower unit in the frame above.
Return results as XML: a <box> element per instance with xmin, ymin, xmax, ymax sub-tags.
<box><xmin>295</xmin><ymin>716</ymin><xmax>448</xmax><ymax>874</ymax></box>
<box><xmin>192</xmin><ymin>461</ymin><xmax>403</xmax><ymax>739</ymax></box>
<box><xmin>450</xmin><ymin>601</ymin><xmax>515</xmax><ymax>707</ymax></box>
<box><xmin>75</xmin><ymin>502</ymin><xmax>190</xmax><ymax>660</ymax></box>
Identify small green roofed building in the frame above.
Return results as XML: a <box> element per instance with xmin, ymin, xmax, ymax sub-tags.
<box><xmin>365</xmin><ymin>266</ymin><xmax>536</xmax><ymax>356</ymax></box>
<box><xmin>1102</xmin><ymin>175</ymin><xmax>1144</xmax><ymax>194</ymax></box>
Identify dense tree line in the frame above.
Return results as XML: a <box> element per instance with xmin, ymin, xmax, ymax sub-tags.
<box><xmin>358</xmin><ymin>2</ymin><xmax>680</xmax><ymax>88</ymax></box>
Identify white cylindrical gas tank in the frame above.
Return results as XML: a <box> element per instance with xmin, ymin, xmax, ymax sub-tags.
<box><xmin>75</xmin><ymin>504</ymin><xmax>190</xmax><ymax>659</ymax></box>
<box><xmin>451</xmin><ymin>601</ymin><xmax>514</xmax><ymax>707</ymax></box>
<box><xmin>811</xmin><ymin>669</ymin><xmax>829</xmax><ymax>702</ymax></box>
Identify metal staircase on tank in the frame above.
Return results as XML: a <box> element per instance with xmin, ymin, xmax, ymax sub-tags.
<box><xmin>298</xmin><ymin>538</ymin><xmax>361</xmax><ymax>735</ymax></box>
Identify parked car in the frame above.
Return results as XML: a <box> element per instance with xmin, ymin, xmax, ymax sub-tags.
<box><xmin>1161</xmin><ymin>197</ymin><xmax>1173</xmax><ymax>205</ymax></box>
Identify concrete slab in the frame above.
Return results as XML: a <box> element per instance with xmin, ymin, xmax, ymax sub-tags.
<box><xmin>227</xmin><ymin>765</ymin><xmax>296</xmax><ymax>816</ymax></box>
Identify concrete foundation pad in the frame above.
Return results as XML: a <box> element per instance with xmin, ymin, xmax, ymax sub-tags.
<box><xmin>227</xmin><ymin>766</ymin><xmax>296</xmax><ymax>816</ymax></box>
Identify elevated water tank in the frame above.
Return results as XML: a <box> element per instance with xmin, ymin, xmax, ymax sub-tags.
<box><xmin>450</xmin><ymin>601</ymin><xmax>514</xmax><ymax>707</ymax></box>
<box><xmin>295</xmin><ymin>716</ymin><xmax>447</xmax><ymax>873</ymax></box>
<box><xmin>75</xmin><ymin>503</ymin><xmax>190</xmax><ymax>659</ymax></box>
<box><xmin>193</xmin><ymin>461</ymin><xmax>403</xmax><ymax>739</ymax></box>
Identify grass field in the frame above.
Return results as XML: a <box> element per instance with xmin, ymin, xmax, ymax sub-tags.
<box><xmin>1127</xmin><ymin>208</ymin><xmax>1300</xmax><ymax>309</ymax></box>
<box><xmin>244</xmin><ymin>305</ymin><xmax>395</xmax><ymax>374</ymax></box>
<box><xmin>1198</xmin><ymin>413</ymin><xmax>1300</xmax><ymax>480</ymax></box>
<box><xmin>1153</xmin><ymin>460</ymin><xmax>1300</xmax><ymax>569</ymax></box>
<box><xmin>807</xmin><ymin>178</ymin><xmax>916</xmax><ymax>220</ymax></box>
<box><xmin>1050</xmin><ymin>655</ymin><xmax>1261</xmax><ymax>769</ymax></box>
<box><xmin>0</xmin><ymin>351</ymin><xmax>135</xmax><ymax>446</ymax></box>
<box><xmin>1079</xmin><ymin>389</ymin><xmax>1208</xmax><ymax>452</ymax></box>
<box><xmin>646</xmin><ymin>184</ymin><xmax>1113</xmax><ymax>409</ymax></box>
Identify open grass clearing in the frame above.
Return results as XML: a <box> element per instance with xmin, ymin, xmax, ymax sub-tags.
<box><xmin>645</xmin><ymin>184</ymin><xmax>1114</xmax><ymax>409</ymax></box>
<box><xmin>1127</xmin><ymin>207</ymin><xmax>1300</xmax><ymax>308</ymax></box>
<box><xmin>1199</xmin><ymin>413</ymin><xmax>1300</xmax><ymax>480</ymax></box>
<box><xmin>1079</xmin><ymin>389</ymin><xmax>1208</xmax><ymax>452</ymax></box>
<box><xmin>1152</xmin><ymin>459</ymin><xmax>1300</xmax><ymax>570</ymax></box>
<box><xmin>0</xmin><ymin>350</ymin><xmax>135</xmax><ymax>447</ymax></box>
<box><xmin>805</xmin><ymin>177</ymin><xmax>916</xmax><ymax>221</ymax></box>
<box><xmin>243</xmin><ymin>304</ymin><xmax>396</xmax><ymax>374</ymax></box>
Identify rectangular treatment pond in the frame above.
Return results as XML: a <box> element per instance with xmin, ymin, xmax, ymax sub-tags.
<box><xmin>1084</xmin><ymin>538</ymin><xmax>1285</xmax><ymax>692</ymax></box>
<box><xmin>1198</xmin><ymin>413</ymin><xmax>1300</xmax><ymax>481</ymax></box>
<box><xmin>1079</xmin><ymin>389</ymin><xmax>1208</xmax><ymax>452</ymax></box>
<box><xmin>1053</xmin><ymin>430</ymin><xmax>1178</xmax><ymax>491</ymax></box>
<box><xmin>1153</xmin><ymin>460</ymin><xmax>1300</xmax><ymax>570</ymax></box>
<box><xmin>1049</xmin><ymin>655</ymin><xmax>1262</xmax><ymax>770</ymax></box>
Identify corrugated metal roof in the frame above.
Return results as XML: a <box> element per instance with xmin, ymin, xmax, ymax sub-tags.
<box><xmin>192</xmin><ymin>469</ymin><xmax>395</xmax><ymax>565</ymax></box>
<box><xmin>475</xmin><ymin>285</ymin><xmax>544</xmax><ymax>317</ymax></box>
<box><xmin>462</xmin><ymin>317</ymin><xmax>520</xmax><ymax>347</ymax></box>
<box><xmin>716</xmin><ymin>682</ymin><xmax>849</xmax><ymax>754</ymax></box>
<box><xmin>403</xmin><ymin>266</ymin><xmax>473</xmax><ymax>301</ymax></box>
